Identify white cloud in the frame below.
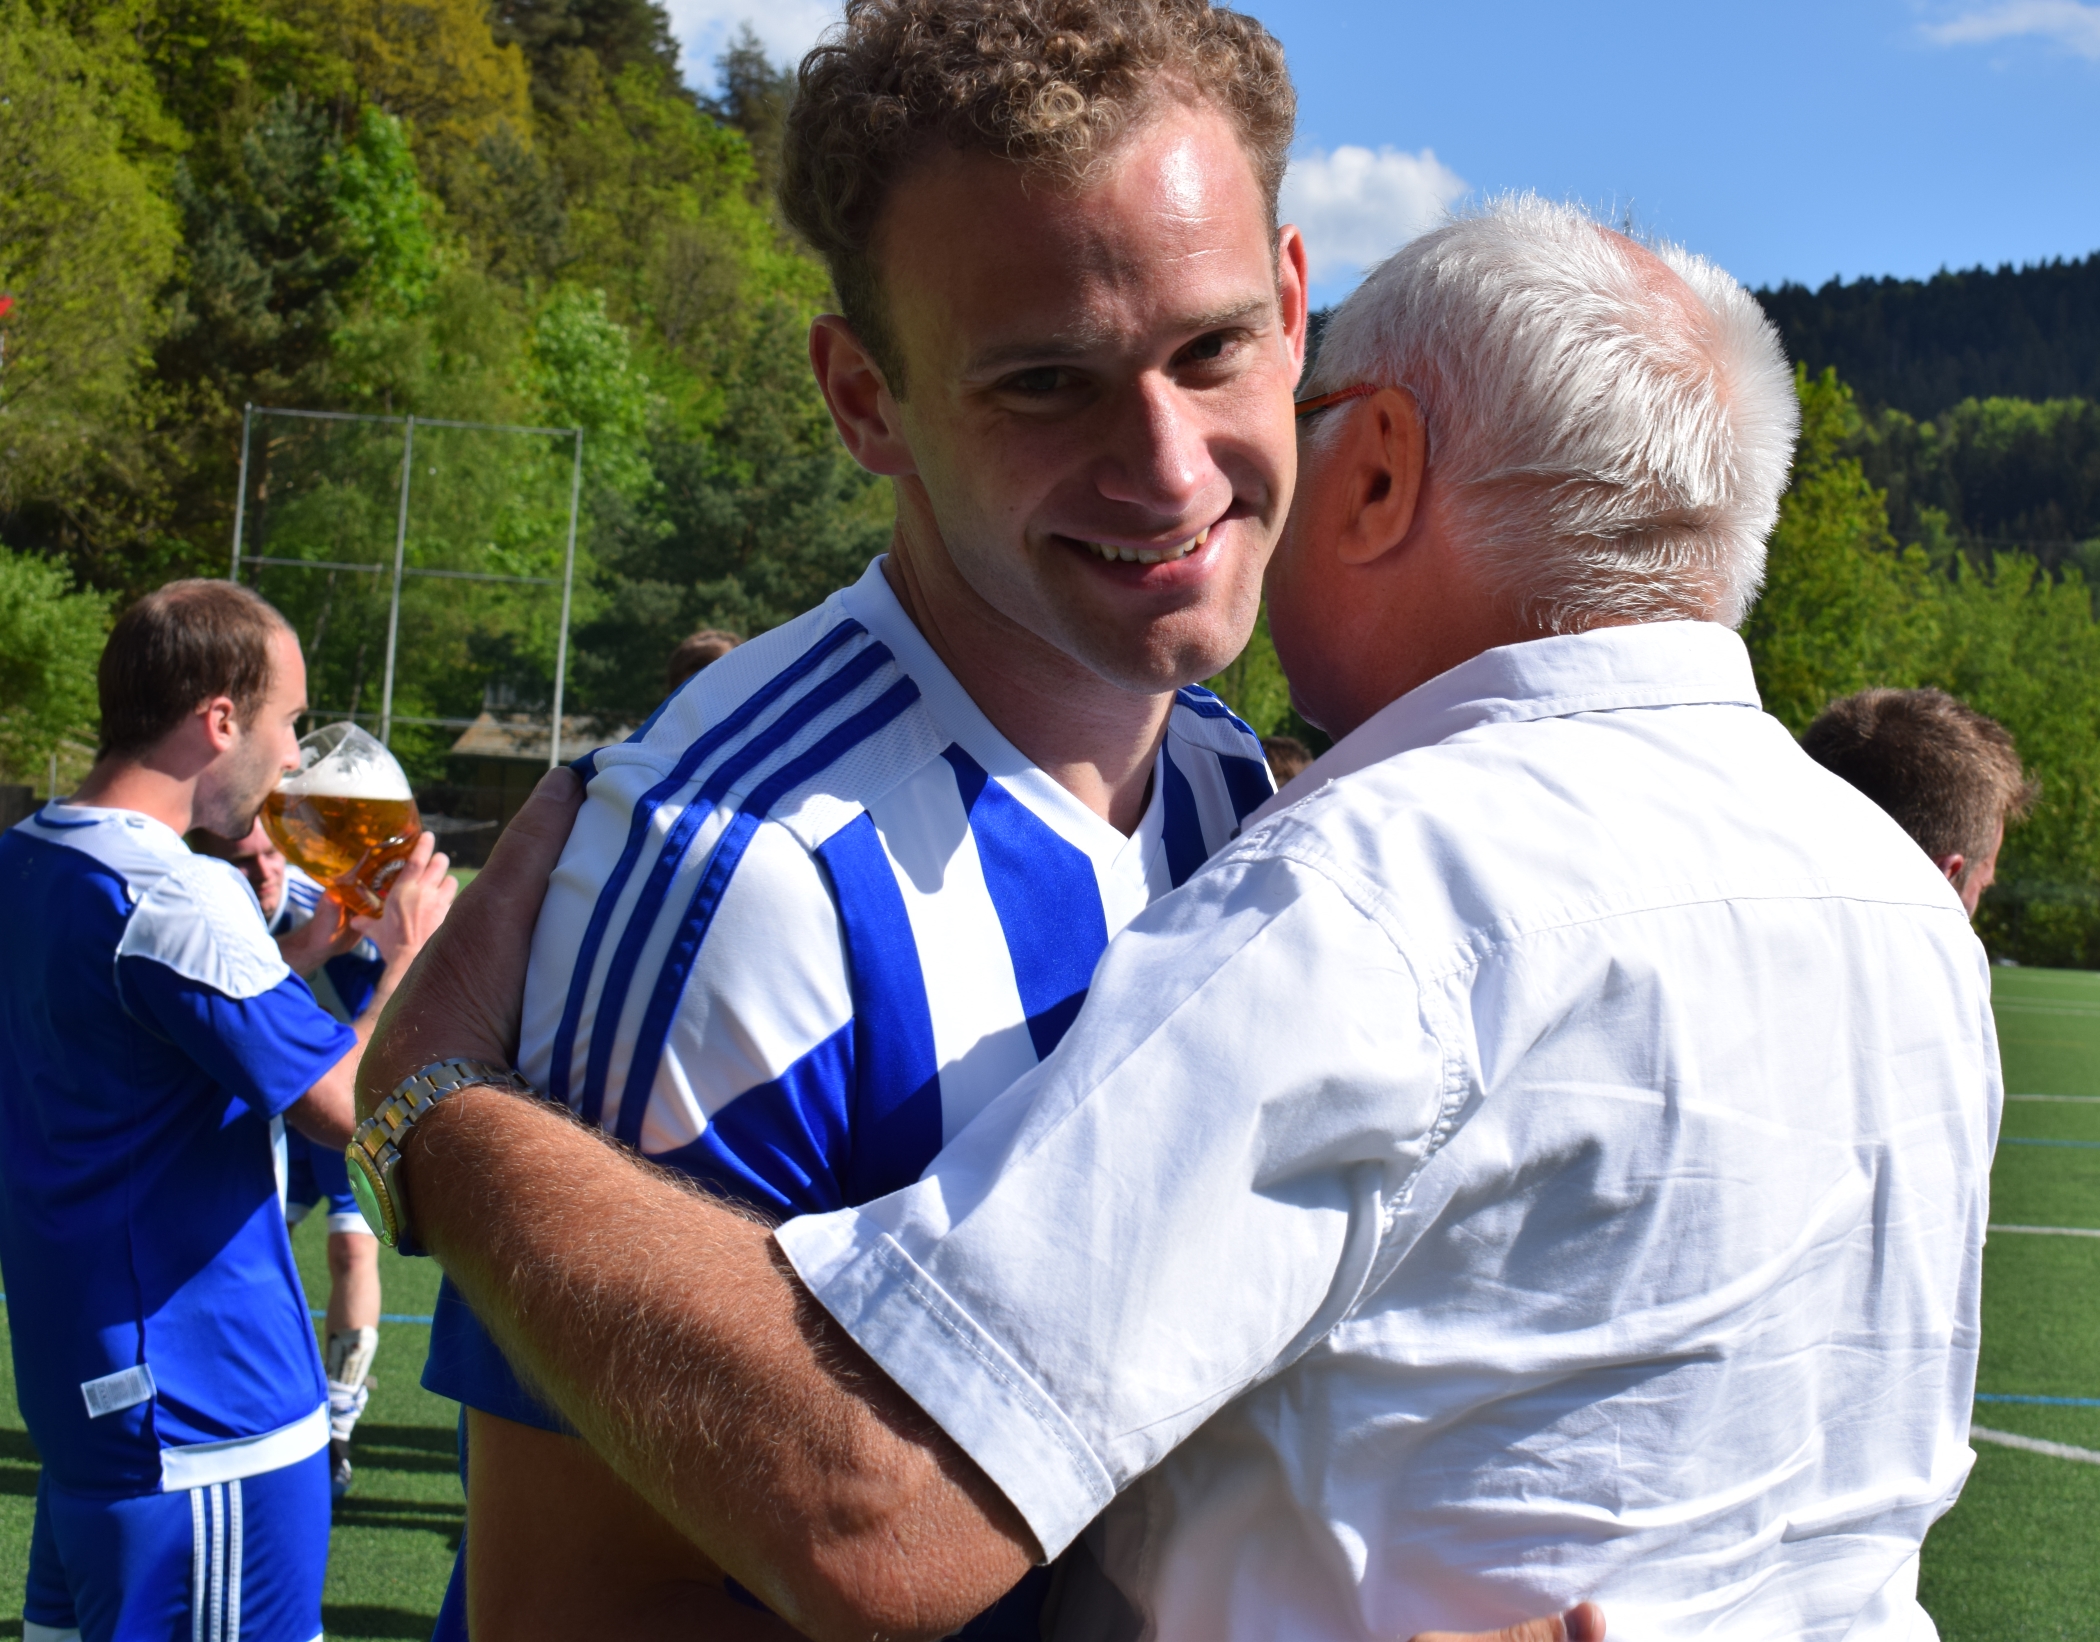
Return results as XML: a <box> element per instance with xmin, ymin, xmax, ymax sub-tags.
<box><xmin>1281</xmin><ymin>145</ymin><xmax>1467</xmax><ymax>293</ymax></box>
<box><xmin>1922</xmin><ymin>0</ymin><xmax>2100</xmax><ymax>59</ymax></box>
<box><xmin>662</xmin><ymin>0</ymin><xmax>837</xmax><ymax>93</ymax></box>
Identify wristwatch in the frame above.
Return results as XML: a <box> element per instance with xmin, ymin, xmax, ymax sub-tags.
<box><xmin>346</xmin><ymin>1058</ymin><xmax>534</xmax><ymax>1254</ymax></box>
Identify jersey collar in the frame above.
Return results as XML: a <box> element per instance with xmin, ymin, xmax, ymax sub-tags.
<box><xmin>1249</xmin><ymin>620</ymin><xmax>1763</xmax><ymax>829</ymax></box>
<box><xmin>840</xmin><ymin>557</ymin><xmax>1167</xmax><ymax>867</ymax></box>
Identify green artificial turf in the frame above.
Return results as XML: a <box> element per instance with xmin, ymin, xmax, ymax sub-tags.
<box><xmin>5</xmin><ymin>965</ymin><xmax>2099</xmax><ymax>1636</ymax></box>
<box><xmin>1919</xmin><ymin>964</ymin><xmax>2100</xmax><ymax>1640</ymax></box>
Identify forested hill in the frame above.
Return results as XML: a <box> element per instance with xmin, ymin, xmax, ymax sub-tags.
<box><xmin>0</xmin><ymin>0</ymin><xmax>887</xmax><ymax>787</ymax></box>
<box><xmin>1757</xmin><ymin>252</ymin><xmax>2100</xmax><ymax>417</ymax></box>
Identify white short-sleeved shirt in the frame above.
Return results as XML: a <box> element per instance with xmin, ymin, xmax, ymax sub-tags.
<box><xmin>779</xmin><ymin>620</ymin><xmax>1999</xmax><ymax>1640</ymax></box>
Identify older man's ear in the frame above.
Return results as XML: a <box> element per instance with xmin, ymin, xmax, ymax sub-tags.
<box><xmin>1331</xmin><ymin>387</ymin><xmax>1428</xmax><ymax>566</ymax></box>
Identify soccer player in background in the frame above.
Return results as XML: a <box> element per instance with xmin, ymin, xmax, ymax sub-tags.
<box><xmin>415</xmin><ymin>2</ymin><xmax>1297</xmax><ymax>1634</ymax></box>
<box><xmin>664</xmin><ymin>627</ymin><xmax>743</xmax><ymax>693</ymax></box>
<box><xmin>190</xmin><ymin>821</ymin><xmax>389</xmax><ymax>1497</ymax></box>
<box><xmin>1801</xmin><ymin>686</ymin><xmax>2036</xmax><ymax>919</ymax></box>
<box><xmin>0</xmin><ymin>580</ymin><xmax>453</xmax><ymax>1642</ymax></box>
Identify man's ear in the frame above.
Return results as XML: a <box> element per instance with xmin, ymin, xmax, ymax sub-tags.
<box><xmin>1333</xmin><ymin>388</ymin><xmax>1427</xmax><ymax>567</ymax></box>
<box><xmin>1934</xmin><ymin>851</ymin><xmax>1966</xmax><ymax>888</ymax></box>
<box><xmin>198</xmin><ymin>695</ymin><xmax>240</xmax><ymax>755</ymax></box>
<box><xmin>1276</xmin><ymin>223</ymin><xmax>1311</xmax><ymax>376</ymax></box>
<box><xmin>810</xmin><ymin>315</ymin><xmax>916</xmax><ymax>479</ymax></box>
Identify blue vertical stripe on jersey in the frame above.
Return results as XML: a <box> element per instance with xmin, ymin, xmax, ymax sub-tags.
<box><xmin>1160</xmin><ymin>746</ymin><xmax>1209</xmax><ymax>887</ymax></box>
<box><xmin>580</xmin><ymin>640</ymin><xmax>893</xmax><ymax>1125</ymax></box>
<box><xmin>549</xmin><ymin>616</ymin><xmax>865</xmax><ymax>1111</ymax></box>
<box><xmin>568</xmin><ymin>626</ymin><xmax>879</xmax><ymax>1124</ymax></box>
<box><xmin>611</xmin><ymin>677</ymin><xmax>924</xmax><ymax>1148</ymax></box>
<box><xmin>646</xmin><ymin>1023</ymin><xmax>855</xmax><ymax>1217</ymax></box>
<box><xmin>816</xmin><ymin>813</ymin><xmax>944</xmax><ymax>1204</ymax></box>
<box><xmin>1218</xmin><ymin>752</ymin><xmax>1276</xmax><ymax>823</ymax></box>
<box><xmin>941</xmin><ymin>746</ymin><xmax>1109</xmax><ymax>1063</ymax></box>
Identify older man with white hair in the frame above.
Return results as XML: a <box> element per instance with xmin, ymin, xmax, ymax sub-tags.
<box><xmin>356</xmin><ymin>196</ymin><xmax>1995</xmax><ymax>1640</ymax></box>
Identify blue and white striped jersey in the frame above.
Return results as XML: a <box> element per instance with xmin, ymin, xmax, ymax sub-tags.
<box><xmin>423</xmin><ymin>558</ymin><xmax>1273</xmax><ymax>1422</ymax></box>
<box><xmin>272</xmin><ymin>864</ymin><xmax>385</xmax><ymax>1022</ymax></box>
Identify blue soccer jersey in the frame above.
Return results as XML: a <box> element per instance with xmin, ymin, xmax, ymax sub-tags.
<box><xmin>0</xmin><ymin>804</ymin><xmax>353</xmax><ymax>1497</ymax></box>
<box><xmin>425</xmin><ymin>557</ymin><xmax>1274</xmax><ymax>1426</ymax></box>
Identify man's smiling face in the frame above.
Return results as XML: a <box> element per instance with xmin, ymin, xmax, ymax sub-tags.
<box><xmin>874</xmin><ymin>99</ymin><xmax>1306</xmax><ymax>694</ymax></box>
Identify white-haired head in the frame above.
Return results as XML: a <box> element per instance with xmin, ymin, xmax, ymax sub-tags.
<box><xmin>1305</xmin><ymin>194</ymin><xmax>1799</xmax><ymax>631</ymax></box>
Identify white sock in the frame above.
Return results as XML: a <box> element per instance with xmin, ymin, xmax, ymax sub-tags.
<box><xmin>324</xmin><ymin>1327</ymin><xmax>378</xmax><ymax>1444</ymax></box>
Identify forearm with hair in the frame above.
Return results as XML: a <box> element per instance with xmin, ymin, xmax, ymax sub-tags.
<box><xmin>405</xmin><ymin>1085</ymin><xmax>1036</xmax><ymax>1642</ymax></box>
<box><xmin>287</xmin><ymin>951</ymin><xmax>414</xmax><ymax>1148</ymax></box>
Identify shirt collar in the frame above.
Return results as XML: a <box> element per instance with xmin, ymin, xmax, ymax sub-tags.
<box><xmin>838</xmin><ymin>555</ymin><xmax>1167</xmax><ymax>862</ymax></box>
<box><xmin>32</xmin><ymin>800</ymin><xmax>189</xmax><ymax>855</ymax></box>
<box><xmin>1248</xmin><ymin>620</ymin><xmax>1762</xmax><ymax>828</ymax></box>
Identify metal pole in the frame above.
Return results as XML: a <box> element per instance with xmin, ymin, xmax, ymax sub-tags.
<box><xmin>230</xmin><ymin>404</ymin><xmax>253</xmax><ymax>579</ymax></box>
<box><xmin>379</xmin><ymin>416</ymin><xmax>415</xmax><ymax>747</ymax></box>
<box><xmin>548</xmin><ymin>430</ymin><xmax>584</xmax><ymax>768</ymax></box>
<box><xmin>47</xmin><ymin>749</ymin><xmax>58</xmax><ymax>802</ymax></box>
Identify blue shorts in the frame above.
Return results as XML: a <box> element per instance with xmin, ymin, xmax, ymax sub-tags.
<box><xmin>283</xmin><ymin>1130</ymin><xmax>366</xmax><ymax>1237</ymax></box>
<box><xmin>25</xmin><ymin>1451</ymin><xmax>329</xmax><ymax>1642</ymax></box>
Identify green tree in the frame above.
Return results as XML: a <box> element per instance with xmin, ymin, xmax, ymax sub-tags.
<box><xmin>1931</xmin><ymin>554</ymin><xmax>2100</xmax><ymax>965</ymax></box>
<box><xmin>280</xmin><ymin>0</ymin><xmax>532</xmax><ymax>159</ymax></box>
<box><xmin>574</xmin><ymin>297</ymin><xmax>890</xmax><ymax>716</ymax></box>
<box><xmin>1742</xmin><ymin>367</ymin><xmax>1941</xmax><ymax>732</ymax></box>
<box><xmin>0</xmin><ymin>544</ymin><xmax>112</xmax><ymax>782</ymax></box>
<box><xmin>704</xmin><ymin>26</ymin><xmax>794</xmax><ymax>211</ymax></box>
<box><xmin>0</xmin><ymin>6</ymin><xmax>182</xmax><ymax>514</ymax></box>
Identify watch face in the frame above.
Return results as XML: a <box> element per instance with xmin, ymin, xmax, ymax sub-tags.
<box><xmin>345</xmin><ymin>1146</ymin><xmax>397</xmax><ymax>1247</ymax></box>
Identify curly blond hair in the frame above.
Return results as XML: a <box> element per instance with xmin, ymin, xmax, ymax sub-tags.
<box><xmin>781</xmin><ymin>0</ymin><xmax>1294</xmax><ymax>390</ymax></box>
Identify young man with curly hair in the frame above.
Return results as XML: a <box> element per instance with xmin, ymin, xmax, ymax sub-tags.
<box><xmin>413</xmin><ymin>3</ymin><xmax>1356</xmax><ymax>1637</ymax></box>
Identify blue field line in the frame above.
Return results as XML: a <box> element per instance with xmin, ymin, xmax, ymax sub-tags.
<box><xmin>1976</xmin><ymin>1393</ymin><xmax>2100</xmax><ymax>1408</ymax></box>
<box><xmin>2001</xmin><ymin>1137</ymin><xmax>2100</xmax><ymax>1149</ymax></box>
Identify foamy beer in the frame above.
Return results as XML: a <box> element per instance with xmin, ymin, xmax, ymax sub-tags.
<box><xmin>262</xmin><ymin>723</ymin><xmax>422</xmax><ymax>917</ymax></box>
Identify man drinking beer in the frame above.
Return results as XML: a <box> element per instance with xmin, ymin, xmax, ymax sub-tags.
<box><xmin>189</xmin><ymin>819</ymin><xmax>392</xmax><ymax>1500</ymax></box>
<box><xmin>0</xmin><ymin>580</ymin><xmax>454</xmax><ymax>1642</ymax></box>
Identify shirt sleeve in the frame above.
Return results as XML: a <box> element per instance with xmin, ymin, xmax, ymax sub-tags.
<box><xmin>118</xmin><ymin>960</ymin><xmax>355</xmax><ymax>1119</ymax></box>
<box><xmin>114</xmin><ymin>855</ymin><xmax>355</xmax><ymax>1118</ymax></box>
<box><xmin>774</xmin><ymin>847</ymin><xmax>1451</xmax><ymax>1560</ymax></box>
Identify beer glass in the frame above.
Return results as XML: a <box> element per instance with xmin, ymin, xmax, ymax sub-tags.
<box><xmin>262</xmin><ymin>724</ymin><xmax>423</xmax><ymax>917</ymax></box>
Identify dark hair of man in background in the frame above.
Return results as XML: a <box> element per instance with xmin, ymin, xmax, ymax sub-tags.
<box><xmin>1801</xmin><ymin>687</ymin><xmax>2037</xmax><ymax>898</ymax></box>
<box><xmin>665</xmin><ymin>628</ymin><xmax>743</xmax><ymax>693</ymax></box>
<box><xmin>1261</xmin><ymin>734</ymin><xmax>1311</xmax><ymax>785</ymax></box>
<box><xmin>779</xmin><ymin>0</ymin><xmax>1295</xmax><ymax>392</ymax></box>
<box><xmin>98</xmin><ymin>579</ymin><xmax>289</xmax><ymax>758</ymax></box>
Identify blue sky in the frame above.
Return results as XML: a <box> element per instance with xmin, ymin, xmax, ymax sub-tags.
<box><xmin>664</xmin><ymin>0</ymin><xmax>2100</xmax><ymax>304</ymax></box>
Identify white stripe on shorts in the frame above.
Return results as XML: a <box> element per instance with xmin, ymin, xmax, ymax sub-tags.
<box><xmin>190</xmin><ymin>1488</ymin><xmax>206</xmax><ymax>1642</ymax></box>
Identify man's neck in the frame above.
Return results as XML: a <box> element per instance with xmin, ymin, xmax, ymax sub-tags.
<box><xmin>69</xmin><ymin>756</ymin><xmax>197</xmax><ymax>836</ymax></box>
<box><xmin>880</xmin><ymin>540</ymin><xmax>1171</xmax><ymax>837</ymax></box>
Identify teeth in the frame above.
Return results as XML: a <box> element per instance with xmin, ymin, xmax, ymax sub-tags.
<box><xmin>1082</xmin><ymin>525</ymin><xmax>1211</xmax><ymax>565</ymax></box>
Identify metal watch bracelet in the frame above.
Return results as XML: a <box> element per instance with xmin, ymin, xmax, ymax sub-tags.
<box><xmin>345</xmin><ymin>1058</ymin><xmax>533</xmax><ymax>1255</ymax></box>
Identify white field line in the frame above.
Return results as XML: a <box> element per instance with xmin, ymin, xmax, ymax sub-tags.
<box><xmin>1990</xmin><ymin>1224</ymin><xmax>2100</xmax><ymax>1237</ymax></box>
<box><xmin>1973</xmin><ymin>1427</ymin><xmax>2100</xmax><ymax>1465</ymax></box>
<box><xmin>2008</xmin><ymin>1094</ymin><xmax>2100</xmax><ymax>1103</ymax></box>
